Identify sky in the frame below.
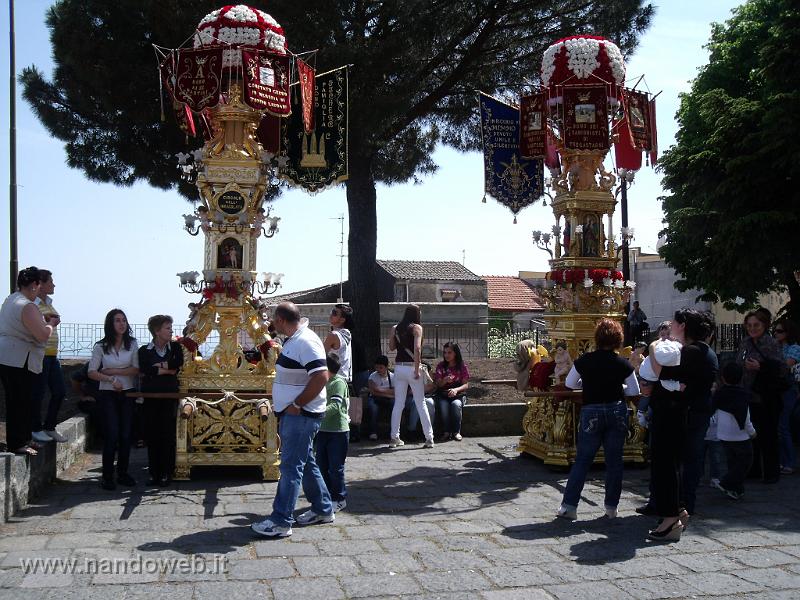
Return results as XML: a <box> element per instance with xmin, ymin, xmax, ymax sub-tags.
<box><xmin>0</xmin><ymin>1</ymin><xmax>743</xmax><ymax>326</ymax></box>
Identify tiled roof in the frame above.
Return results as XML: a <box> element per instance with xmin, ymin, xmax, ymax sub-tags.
<box><xmin>377</xmin><ymin>260</ymin><xmax>483</xmax><ymax>282</ymax></box>
<box><xmin>483</xmin><ymin>276</ymin><xmax>544</xmax><ymax>311</ymax></box>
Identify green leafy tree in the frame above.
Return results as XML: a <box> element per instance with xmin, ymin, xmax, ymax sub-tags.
<box><xmin>658</xmin><ymin>0</ymin><xmax>800</xmax><ymax>321</ymax></box>
<box><xmin>22</xmin><ymin>0</ymin><xmax>653</xmax><ymax>359</ymax></box>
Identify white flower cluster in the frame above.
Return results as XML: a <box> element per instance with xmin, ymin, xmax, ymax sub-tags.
<box><xmin>198</xmin><ymin>8</ymin><xmax>222</xmax><ymax>27</ymax></box>
<box><xmin>226</xmin><ymin>5</ymin><xmax>259</xmax><ymax>23</ymax></box>
<box><xmin>564</xmin><ymin>37</ymin><xmax>600</xmax><ymax>80</ymax></box>
<box><xmin>193</xmin><ymin>5</ymin><xmax>286</xmax><ymax>68</ymax></box>
<box><xmin>541</xmin><ymin>37</ymin><xmax>626</xmax><ymax>87</ymax></box>
<box><xmin>541</xmin><ymin>43</ymin><xmax>561</xmax><ymax>87</ymax></box>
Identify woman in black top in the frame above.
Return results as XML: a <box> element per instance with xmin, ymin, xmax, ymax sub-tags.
<box><xmin>557</xmin><ymin>319</ymin><xmax>640</xmax><ymax>520</ymax></box>
<box><xmin>646</xmin><ymin>309</ymin><xmax>715</xmax><ymax>541</ymax></box>
<box><xmin>138</xmin><ymin>315</ymin><xmax>183</xmax><ymax>486</ymax></box>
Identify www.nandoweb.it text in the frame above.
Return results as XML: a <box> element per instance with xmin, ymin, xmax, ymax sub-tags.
<box><xmin>19</xmin><ymin>554</ymin><xmax>227</xmax><ymax>576</ymax></box>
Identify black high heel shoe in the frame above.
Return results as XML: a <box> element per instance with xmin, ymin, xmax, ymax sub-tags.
<box><xmin>648</xmin><ymin>518</ymin><xmax>684</xmax><ymax>542</ymax></box>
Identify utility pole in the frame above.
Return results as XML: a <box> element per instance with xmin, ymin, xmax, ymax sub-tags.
<box><xmin>9</xmin><ymin>0</ymin><xmax>18</xmax><ymax>293</ymax></box>
<box><xmin>461</xmin><ymin>249</ymin><xmax>465</xmax><ymax>265</ymax></box>
<box><xmin>331</xmin><ymin>214</ymin><xmax>346</xmax><ymax>302</ymax></box>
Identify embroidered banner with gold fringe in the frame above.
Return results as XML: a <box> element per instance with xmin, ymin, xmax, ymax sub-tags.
<box><xmin>562</xmin><ymin>86</ymin><xmax>609</xmax><ymax>151</ymax></box>
<box><xmin>279</xmin><ymin>66</ymin><xmax>349</xmax><ymax>193</ymax></box>
<box><xmin>479</xmin><ymin>92</ymin><xmax>543</xmax><ymax>220</ymax></box>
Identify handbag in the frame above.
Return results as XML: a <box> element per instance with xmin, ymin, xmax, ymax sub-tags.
<box><xmin>749</xmin><ymin>339</ymin><xmax>790</xmax><ymax>397</ymax></box>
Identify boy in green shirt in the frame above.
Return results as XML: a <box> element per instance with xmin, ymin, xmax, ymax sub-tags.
<box><xmin>315</xmin><ymin>352</ymin><xmax>350</xmax><ymax>512</ymax></box>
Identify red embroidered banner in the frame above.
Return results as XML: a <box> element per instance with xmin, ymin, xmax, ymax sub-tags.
<box><xmin>296</xmin><ymin>58</ymin><xmax>316</xmax><ymax>134</ymax></box>
<box><xmin>613</xmin><ymin>115</ymin><xmax>642</xmax><ymax>171</ymax></box>
<box><xmin>626</xmin><ymin>90</ymin><xmax>652</xmax><ymax>151</ymax></box>
<box><xmin>242</xmin><ymin>49</ymin><xmax>291</xmax><ymax>116</ymax></box>
<box><xmin>520</xmin><ymin>92</ymin><xmax>546</xmax><ymax>158</ymax></box>
<box><xmin>256</xmin><ymin>113</ymin><xmax>281</xmax><ymax>155</ymax></box>
<box><xmin>174</xmin><ymin>48</ymin><xmax>223</xmax><ymax>111</ymax></box>
<box><xmin>562</xmin><ymin>86</ymin><xmax>609</xmax><ymax>151</ymax></box>
<box><xmin>648</xmin><ymin>97</ymin><xmax>658</xmax><ymax>165</ymax></box>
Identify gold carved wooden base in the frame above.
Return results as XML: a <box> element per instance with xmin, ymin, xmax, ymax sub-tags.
<box><xmin>517</xmin><ymin>392</ymin><xmax>647</xmax><ymax>466</ymax></box>
<box><xmin>174</xmin><ymin>392</ymin><xmax>281</xmax><ymax>481</ymax></box>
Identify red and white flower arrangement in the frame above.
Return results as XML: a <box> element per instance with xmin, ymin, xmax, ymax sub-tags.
<box><xmin>541</xmin><ymin>35</ymin><xmax>625</xmax><ymax>91</ymax></box>
<box><xmin>194</xmin><ymin>4</ymin><xmax>287</xmax><ymax>68</ymax></box>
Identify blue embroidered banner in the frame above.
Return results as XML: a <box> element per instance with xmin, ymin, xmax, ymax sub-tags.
<box><xmin>479</xmin><ymin>92</ymin><xmax>543</xmax><ymax>219</ymax></box>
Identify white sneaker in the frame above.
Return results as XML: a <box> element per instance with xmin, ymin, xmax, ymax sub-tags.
<box><xmin>389</xmin><ymin>437</ymin><xmax>405</xmax><ymax>448</ymax></box>
<box><xmin>368</xmin><ymin>433</ymin><xmax>378</xmax><ymax>441</ymax></box>
<box><xmin>32</xmin><ymin>430</ymin><xmax>52</xmax><ymax>443</ymax></box>
<box><xmin>296</xmin><ymin>509</ymin><xmax>335</xmax><ymax>526</ymax></box>
<box><xmin>45</xmin><ymin>430</ymin><xmax>67</xmax><ymax>443</ymax></box>
<box><xmin>251</xmin><ymin>518</ymin><xmax>292</xmax><ymax>538</ymax></box>
<box><xmin>604</xmin><ymin>506</ymin><xmax>618</xmax><ymax>519</ymax></box>
<box><xmin>556</xmin><ymin>504</ymin><xmax>577</xmax><ymax>520</ymax></box>
<box><xmin>423</xmin><ymin>438</ymin><xmax>435</xmax><ymax>448</ymax></box>
<box><xmin>333</xmin><ymin>499</ymin><xmax>347</xmax><ymax>512</ymax></box>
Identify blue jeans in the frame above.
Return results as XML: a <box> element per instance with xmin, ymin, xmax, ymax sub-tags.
<box><xmin>405</xmin><ymin>395</ymin><xmax>434</xmax><ymax>433</ymax></box>
<box><xmin>562</xmin><ymin>401</ymin><xmax>629</xmax><ymax>510</ymax></box>
<box><xmin>97</xmin><ymin>391</ymin><xmax>134</xmax><ymax>481</ymax></box>
<box><xmin>705</xmin><ymin>440</ymin><xmax>727</xmax><ymax>480</ymax></box>
<box><xmin>31</xmin><ymin>355</ymin><xmax>66</xmax><ymax>432</ymax></box>
<box><xmin>436</xmin><ymin>394</ymin><xmax>466</xmax><ymax>434</ymax></box>
<box><xmin>366</xmin><ymin>394</ymin><xmax>394</xmax><ymax>435</ymax></box>
<box><xmin>270</xmin><ymin>413</ymin><xmax>332</xmax><ymax>527</ymax></box>
<box><xmin>316</xmin><ymin>431</ymin><xmax>348</xmax><ymax>502</ymax></box>
<box><xmin>779</xmin><ymin>386</ymin><xmax>798</xmax><ymax>469</ymax></box>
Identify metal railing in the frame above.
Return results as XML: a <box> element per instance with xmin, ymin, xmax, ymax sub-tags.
<box><xmin>57</xmin><ymin>321</ymin><xmax>748</xmax><ymax>361</ymax></box>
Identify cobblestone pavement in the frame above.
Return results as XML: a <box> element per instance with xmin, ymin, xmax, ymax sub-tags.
<box><xmin>2</xmin><ymin>436</ymin><xmax>800</xmax><ymax>599</ymax></box>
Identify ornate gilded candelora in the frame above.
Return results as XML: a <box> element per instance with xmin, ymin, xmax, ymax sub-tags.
<box><xmin>159</xmin><ymin>5</ymin><xmax>297</xmax><ymax>480</ymax></box>
<box><xmin>516</xmin><ymin>35</ymin><xmax>655</xmax><ymax>465</ymax></box>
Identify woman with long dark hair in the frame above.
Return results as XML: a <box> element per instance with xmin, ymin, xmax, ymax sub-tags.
<box><xmin>556</xmin><ymin>319</ymin><xmax>639</xmax><ymax>520</ymax></box>
<box><xmin>88</xmin><ymin>309</ymin><xmax>139</xmax><ymax>490</ymax></box>
<box><xmin>0</xmin><ymin>267</ymin><xmax>57</xmax><ymax>455</ymax></box>
<box><xmin>736</xmin><ymin>309</ymin><xmax>784</xmax><ymax>483</ymax></box>
<box><xmin>388</xmin><ymin>304</ymin><xmax>434</xmax><ymax>448</ymax></box>
<box><xmin>647</xmin><ymin>309</ymin><xmax>716</xmax><ymax>541</ymax></box>
<box><xmin>774</xmin><ymin>319</ymin><xmax>800</xmax><ymax>474</ymax></box>
<box><xmin>434</xmin><ymin>342</ymin><xmax>470</xmax><ymax>441</ymax></box>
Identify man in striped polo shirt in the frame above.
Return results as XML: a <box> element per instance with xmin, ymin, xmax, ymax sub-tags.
<box><xmin>252</xmin><ymin>302</ymin><xmax>334</xmax><ymax>538</ymax></box>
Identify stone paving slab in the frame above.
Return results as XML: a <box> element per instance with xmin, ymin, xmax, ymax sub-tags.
<box><xmin>2</xmin><ymin>436</ymin><xmax>800</xmax><ymax>598</ymax></box>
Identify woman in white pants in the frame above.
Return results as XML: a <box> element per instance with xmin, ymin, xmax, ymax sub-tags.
<box><xmin>388</xmin><ymin>305</ymin><xmax>434</xmax><ymax>448</ymax></box>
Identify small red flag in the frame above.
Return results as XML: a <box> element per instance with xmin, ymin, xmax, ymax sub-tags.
<box><xmin>296</xmin><ymin>58</ymin><xmax>316</xmax><ymax>135</ymax></box>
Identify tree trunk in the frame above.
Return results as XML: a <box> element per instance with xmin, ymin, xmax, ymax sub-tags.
<box><xmin>346</xmin><ymin>154</ymin><xmax>381</xmax><ymax>365</ymax></box>
<box><xmin>782</xmin><ymin>271</ymin><xmax>800</xmax><ymax>323</ymax></box>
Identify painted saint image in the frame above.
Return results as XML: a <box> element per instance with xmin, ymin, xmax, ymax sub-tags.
<box><xmin>218</xmin><ymin>238</ymin><xmax>243</xmax><ymax>270</ymax></box>
<box><xmin>574</xmin><ymin>104</ymin><xmax>596</xmax><ymax>124</ymax></box>
<box><xmin>582</xmin><ymin>214</ymin><xmax>600</xmax><ymax>257</ymax></box>
<box><xmin>527</xmin><ymin>111</ymin><xmax>542</xmax><ymax>131</ymax></box>
<box><xmin>630</xmin><ymin>103</ymin><xmax>645</xmax><ymax>129</ymax></box>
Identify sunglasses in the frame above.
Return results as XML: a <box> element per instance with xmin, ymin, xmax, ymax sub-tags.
<box><xmin>774</xmin><ymin>328</ymin><xmax>786</xmax><ymax>334</ymax></box>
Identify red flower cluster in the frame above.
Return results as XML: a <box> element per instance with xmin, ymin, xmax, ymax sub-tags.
<box><xmin>547</xmin><ymin>269</ymin><xmax>624</xmax><ymax>284</ymax></box>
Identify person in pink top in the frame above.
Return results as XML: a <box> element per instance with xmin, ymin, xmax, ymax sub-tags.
<box><xmin>434</xmin><ymin>342</ymin><xmax>470</xmax><ymax>441</ymax></box>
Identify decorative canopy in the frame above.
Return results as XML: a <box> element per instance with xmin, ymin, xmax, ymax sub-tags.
<box><xmin>541</xmin><ymin>35</ymin><xmax>625</xmax><ymax>94</ymax></box>
<box><xmin>194</xmin><ymin>4</ymin><xmax>287</xmax><ymax>67</ymax></box>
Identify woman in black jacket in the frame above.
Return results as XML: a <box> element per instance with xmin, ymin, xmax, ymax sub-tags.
<box><xmin>647</xmin><ymin>309</ymin><xmax>716</xmax><ymax>541</ymax></box>
<box><xmin>138</xmin><ymin>315</ymin><xmax>183</xmax><ymax>486</ymax></box>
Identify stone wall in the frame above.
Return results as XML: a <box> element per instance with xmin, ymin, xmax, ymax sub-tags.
<box><xmin>0</xmin><ymin>415</ymin><xmax>89</xmax><ymax>522</ymax></box>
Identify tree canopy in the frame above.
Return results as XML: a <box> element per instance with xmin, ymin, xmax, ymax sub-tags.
<box><xmin>658</xmin><ymin>0</ymin><xmax>800</xmax><ymax>320</ymax></box>
<box><xmin>23</xmin><ymin>0</ymin><xmax>654</xmax><ymax>358</ymax></box>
